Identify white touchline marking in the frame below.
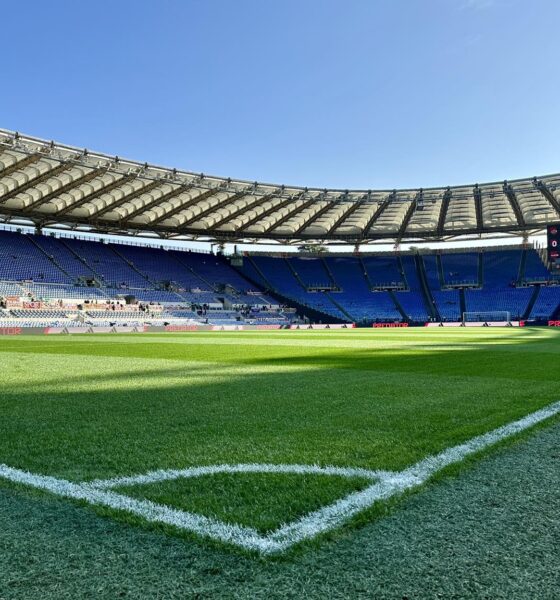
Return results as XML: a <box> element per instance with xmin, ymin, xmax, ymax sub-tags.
<box><xmin>1</xmin><ymin>400</ymin><xmax>559</xmax><ymax>554</ymax></box>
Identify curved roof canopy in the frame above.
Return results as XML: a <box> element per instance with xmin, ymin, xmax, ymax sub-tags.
<box><xmin>1</xmin><ymin>128</ymin><xmax>559</xmax><ymax>244</ymax></box>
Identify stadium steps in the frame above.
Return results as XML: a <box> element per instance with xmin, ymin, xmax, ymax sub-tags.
<box><xmin>59</xmin><ymin>239</ymin><xmax>106</xmax><ymax>282</ymax></box>
<box><xmin>478</xmin><ymin>253</ymin><xmax>484</xmax><ymax>286</ymax></box>
<box><xmin>414</xmin><ymin>254</ymin><xmax>440</xmax><ymax>320</ymax></box>
<box><xmin>517</xmin><ymin>248</ymin><xmax>528</xmax><ymax>285</ymax></box>
<box><xmin>27</xmin><ymin>236</ymin><xmax>72</xmax><ymax>281</ymax></box>
<box><xmin>109</xmin><ymin>246</ymin><xmax>155</xmax><ymax>288</ymax></box>
<box><xmin>320</xmin><ymin>257</ymin><xmax>340</xmax><ymax>289</ymax></box>
<box><xmin>459</xmin><ymin>288</ymin><xmax>467</xmax><ymax>318</ymax></box>
<box><xmin>324</xmin><ymin>292</ymin><xmax>355</xmax><ymax>322</ymax></box>
<box><xmin>169</xmin><ymin>253</ymin><xmax>217</xmax><ymax>291</ymax></box>
<box><xmin>523</xmin><ymin>285</ymin><xmax>541</xmax><ymax>320</ymax></box>
<box><xmin>245</xmin><ymin>256</ymin><xmax>275</xmax><ymax>291</ymax></box>
<box><xmin>387</xmin><ymin>289</ymin><xmax>408</xmax><ymax>321</ymax></box>
<box><xmin>397</xmin><ymin>256</ymin><xmax>409</xmax><ymax>289</ymax></box>
<box><xmin>283</xmin><ymin>258</ymin><xmax>308</xmax><ymax>290</ymax></box>
<box><xmin>230</xmin><ymin>259</ymin><xmax>329</xmax><ymax>320</ymax></box>
<box><xmin>358</xmin><ymin>257</ymin><xmax>374</xmax><ymax>289</ymax></box>
<box><xmin>436</xmin><ymin>254</ymin><xmax>445</xmax><ymax>288</ymax></box>
<box><xmin>235</xmin><ymin>262</ymin><xmax>347</xmax><ymax>323</ymax></box>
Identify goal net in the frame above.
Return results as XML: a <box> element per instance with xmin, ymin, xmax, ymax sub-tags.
<box><xmin>462</xmin><ymin>311</ymin><xmax>511</xmax><ymax>324</ymax></box>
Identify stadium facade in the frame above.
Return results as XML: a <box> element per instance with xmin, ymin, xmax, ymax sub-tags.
<box><xmin>0</xmin><ymin>129</ymin><xmax>559</xmax><ymax>331</ymax></box>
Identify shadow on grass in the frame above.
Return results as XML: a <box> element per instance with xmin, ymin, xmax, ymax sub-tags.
<box><xmin>0</xmin><ymin>328</ymin><xmax>558</xmax><ymax>478</ymax></box>
<box><xmin>0</xmin><ymin>329</ymin><xmax>559</xmax><ymax>555</ymax></box>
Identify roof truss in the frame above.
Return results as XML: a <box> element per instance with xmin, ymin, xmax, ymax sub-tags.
<box><xmin>150</xmin><ymin>185</ymin><xmax>227</xmax><ymax>227</ymax></box>
<box><xmin>0</xmin><ymin>162</ymin><xmax>72</xmax><ymax>206</ymax></box>
<box><xmin>22</xmin><ymin>167</ymin><xmax>106</xmax><ymax>213</ymax></box>
<box><xmin>502</xmin><ymin>181</ymin><xmax>526</xmax><ymax>227</ymax></box>
<box><xmin>92</xmin><ymin>179</ymin><xmax>165</xmax><ymax>220</ymax></box>
<box><xmin>56</xmin><ymin>172</ymin><xmax>137</xmax><ymax>217</ymax></box>
<box><xmin>0</xmin><ymin>152</ymin><xmax>44</xmax><ymax>179</ymax></box>
<box><xmin>0</xmin><ymin>129</ymin><xmax>557</xmax><ymax>244</ymax></box>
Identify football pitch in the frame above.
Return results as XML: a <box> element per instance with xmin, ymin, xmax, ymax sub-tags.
<box><xmin>1</xmin><ymin>328</ymin><xmax>560</xmax><ymax>595</ymax></box>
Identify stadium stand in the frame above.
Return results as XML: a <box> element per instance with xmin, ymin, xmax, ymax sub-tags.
<box><xmin>0</xmin><ymin>230</ymin><xmax>71</xmax><ymax>283</ymax></box>
<box><xmin>0</xmin><ymin>230</ymin><xmax>559</xmax><ymax>327</ymax></box>
<box><xmin>530</xmin><ymin>285</ymin><xmax>560</xmax><ymax>320</ymax></box>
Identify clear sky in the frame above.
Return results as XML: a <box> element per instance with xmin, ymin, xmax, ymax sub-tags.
<box><xmin>2</xmin><ymin>0</ymin><xmax>560</xmax><ymax>191</ymax></box>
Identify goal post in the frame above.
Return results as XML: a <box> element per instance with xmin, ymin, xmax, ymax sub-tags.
<box><xmin>462</xmin><ymin>311</ymin><xmax>511</xmax><ymax>324</ymax></box>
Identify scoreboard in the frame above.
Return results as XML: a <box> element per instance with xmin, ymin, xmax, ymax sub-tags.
<box><xmin>547</xmin><ymin>223</ymin><xmax>560</xmax><ymax>269</ymax></box>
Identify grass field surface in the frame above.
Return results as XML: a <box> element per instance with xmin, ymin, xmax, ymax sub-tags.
<box><xmin>1</xmin><ymin>328</ymin><xmax>559</xmax><ymax>554</ymax></box>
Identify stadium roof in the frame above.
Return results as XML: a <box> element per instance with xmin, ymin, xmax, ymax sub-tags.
<box><xmin>1</xmin><ymin>128</ymin><xmax>559</xmax><ymax>245</ymax></box>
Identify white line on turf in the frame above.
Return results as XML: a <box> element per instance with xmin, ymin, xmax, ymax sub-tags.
<box><xmin>1</xmin><ymin>400</ymin><xmax>559</xmax><ymax>554</ymax></box>
<box><xmin>85</xmin><ymin>463</ymin><xmax>389</xmax><ymax>489</ymax></box>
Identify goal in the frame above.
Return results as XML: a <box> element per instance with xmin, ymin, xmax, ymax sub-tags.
<box><xmin>462</xmin><ymin>311</ymin><xmax>511</xmax><ymax>324</ymax></box>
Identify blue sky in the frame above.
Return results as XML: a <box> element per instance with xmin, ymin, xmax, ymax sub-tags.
<box><xmin>2</xmin><ymin>0</ymin><xmax>560</xmax><ymax>190</ymax></box>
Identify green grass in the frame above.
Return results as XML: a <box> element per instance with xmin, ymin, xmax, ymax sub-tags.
<box><xmin>1</xmin><ymin>327</ymin><xmax>559</xmax><ymax>544</ymax></box>
<box><xmin>118</xmin><ymin>472</ymin><xmax>372</xmax><ymax>533</ymax></box>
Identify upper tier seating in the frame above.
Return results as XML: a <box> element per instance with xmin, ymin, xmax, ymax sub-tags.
<box><xmin>112</xmin><ymin>244</ymin><xmax>210</xmax><ymax>291</ymax></box>
<box><xmin>361</xmin><ymin>256</ymin><xmax>404</xmax><ymax>288</ymax></box>
<box><xmin>30</xmin><ymin>234</ymin><xmax>97</xmax><ymax>281</ymax></box>
<box><xmin>0</xmin><ymin>230</ymin><xmax>558</xmax><ymax>323</ymax></box>
<box><xmin>0</xmin><ymin>231</ymin><xmax>70</xmax><ymax>283</ymax></box>
<box><xmin>523</xmin><ymin>249</ymin><xmax>553</xmax><ymax>282</ymax></box>
<box><xmin>62</xmin><ymin>238</ymin><xmax>152</xmax><ymax>289</ymax></box>
<box><xmin>482</xmin><ymin>249</ymin><xmax>522</xmax><ymax>288</ymax></box>
<box><xmin>393</xmin><ymin>256</ymin><xmax>430</xmax><ymax>322</ymax></box>
<box><xmin>440</xmin><ymin>252</ymin><xmax>479</xmax><ymax>286</ymax></box>
<box><xmin>244</xmin><ymin>256</ymin><xmax>347</xmax><ymax>320</ymax></box>
<box><xmin>324</xmin><ymin>256</ymin><xmax>401</xmax><ymax>322</ymax></box>
<box><xmin>529</xmin><ymin>286</ymin><xmax>560</xmax><ymax>320</ymax></box>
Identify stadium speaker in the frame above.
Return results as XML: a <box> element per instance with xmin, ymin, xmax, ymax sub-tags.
<box><xmin>124</xmin><ymin>295</ymin><xmax>136</xmax><ymax>304</ymax></box>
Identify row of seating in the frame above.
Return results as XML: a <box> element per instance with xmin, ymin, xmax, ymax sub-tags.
<box><xmin>1</xmin><ymin>230</ymin><xmax>558</xmax><ymax>323</ymax></box>
<box><xmin>240</xmin><ymin>249</ymin><xmax>560</xmax><ymax>323</ymax></box>
<box><xmin>0</xmin><ymin>232</ymin><xmax>275</xmax><ymax>307</ymax></box>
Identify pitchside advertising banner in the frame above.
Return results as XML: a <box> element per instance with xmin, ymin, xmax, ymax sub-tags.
<box><xmin>547</xmin><ymin>223</ymin><xmax>560</xmax><ymax>269</ymax></box>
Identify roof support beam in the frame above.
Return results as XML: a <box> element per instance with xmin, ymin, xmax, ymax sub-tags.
<box><xmin>534</xmin><ymin>178</ymin><xmax>560</xmax><ymax>215</ymax></box>
<box><xmin>0</xmin><ymin>153</ymin><xmax>43</xmax><ymax>179</ymax></box>
<box><xmin>0</xmin><ymin>162</ymin><xmax>71</xmax><ymax>206</ymax></box>
<box><xmin>436</xmin><ymin>187</ymin><xmax>452</xmax><ymax>236</ymax></box>
<box><xmin>210</xmin><ymin>188</ymin><xmax>283</xmax><ymax>230</ymax></box>
<box><xmin>264</xmin><ymin>193</ymin><xmax>316</xmax><ymax>234</ymax></box>
<box><xmin>149</xmin><ymin>186</ymin><xmax>226</xmax><ymax>227</ymax></box>
<box><xmin>396</xmin><ymin>191</ymin><xmax>422</xmax><ymax>243</ymax></box>
<box><xmin>502</xmin><ymin>181</ymin><xmax>525</xmax><ymax>227</ymax></box>
<box><xmin>56</xmin><ymin>173</ymin><xmax>137</xmax><ymax>217</ymax></box>
<box><xmin>22</xmin><ymin>167</ymin><xmax>105</xmax><ymax>213</ymax></box>
<box><xmin>473</xmin><ymin>184</ymin><xmax>483</xmax><ymax>231</ymax></box>
<box><xmin>118</xmin><ymin>182</ymin><xmax>193</xmax><ymax>224</ymax></box>
<box><xmin>293</xmin><ymin>197</ymin><xmax>337</xmax><ymax>236</ymax></box>
<box><xmin>361</xmin><ymin>191</ymin><xmax>395</xmax><ymax>238</ymax></box>
<box><xmin>91</xmin><ymin>179</ymin><xmax>164</xmax><ymax>219</ymax></box>
<box><xmin>176</xmin><ymin>188</ymin><xmax>253</xmax><ymax>230</ymax></box>
<box><xmin>237</xmin><ymin>191</ymin><xmax>299</xmax><ymax>234</ymax></box>
<box><xmin>326</xmin><ymin>197</ymin><xmax>366</xmax><ymax>237</ymax></box>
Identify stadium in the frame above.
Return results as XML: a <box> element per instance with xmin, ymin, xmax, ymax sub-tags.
<box><xmin>0</xmin><ymin>128</ymin><xmax>559</xmax><ymax>330</ymax></box>
<box><xmin>2</xmin><ymin>3</ymin><xmax>560</xmax><ymax>598</ymax></box>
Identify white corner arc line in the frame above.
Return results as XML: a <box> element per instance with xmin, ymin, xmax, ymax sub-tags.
<box><xmin>1</xmin><ymin>400</ymin><xmax>559</xmax><ymax>554</ymax></box>
<box><xmin>85</xmin><ymin>463</ymin><xmax>389</xmax><ymax>490</ymax></box>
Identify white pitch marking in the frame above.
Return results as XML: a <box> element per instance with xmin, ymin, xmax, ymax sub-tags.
<box><xmin>86</xmin><ymin>463</ymin><xmax>389</xmax><ymax>490</ymax></box>
<box><xmin>1</xmin><ymin>400</ymin><xmax>559</xmax><ymax>554</ymax></box>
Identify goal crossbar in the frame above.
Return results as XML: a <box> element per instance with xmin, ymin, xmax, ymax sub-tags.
<box><xmin>462</xmin><ymin>311</ymin><xmax>511</xmax><ymax>323</ymax></box>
